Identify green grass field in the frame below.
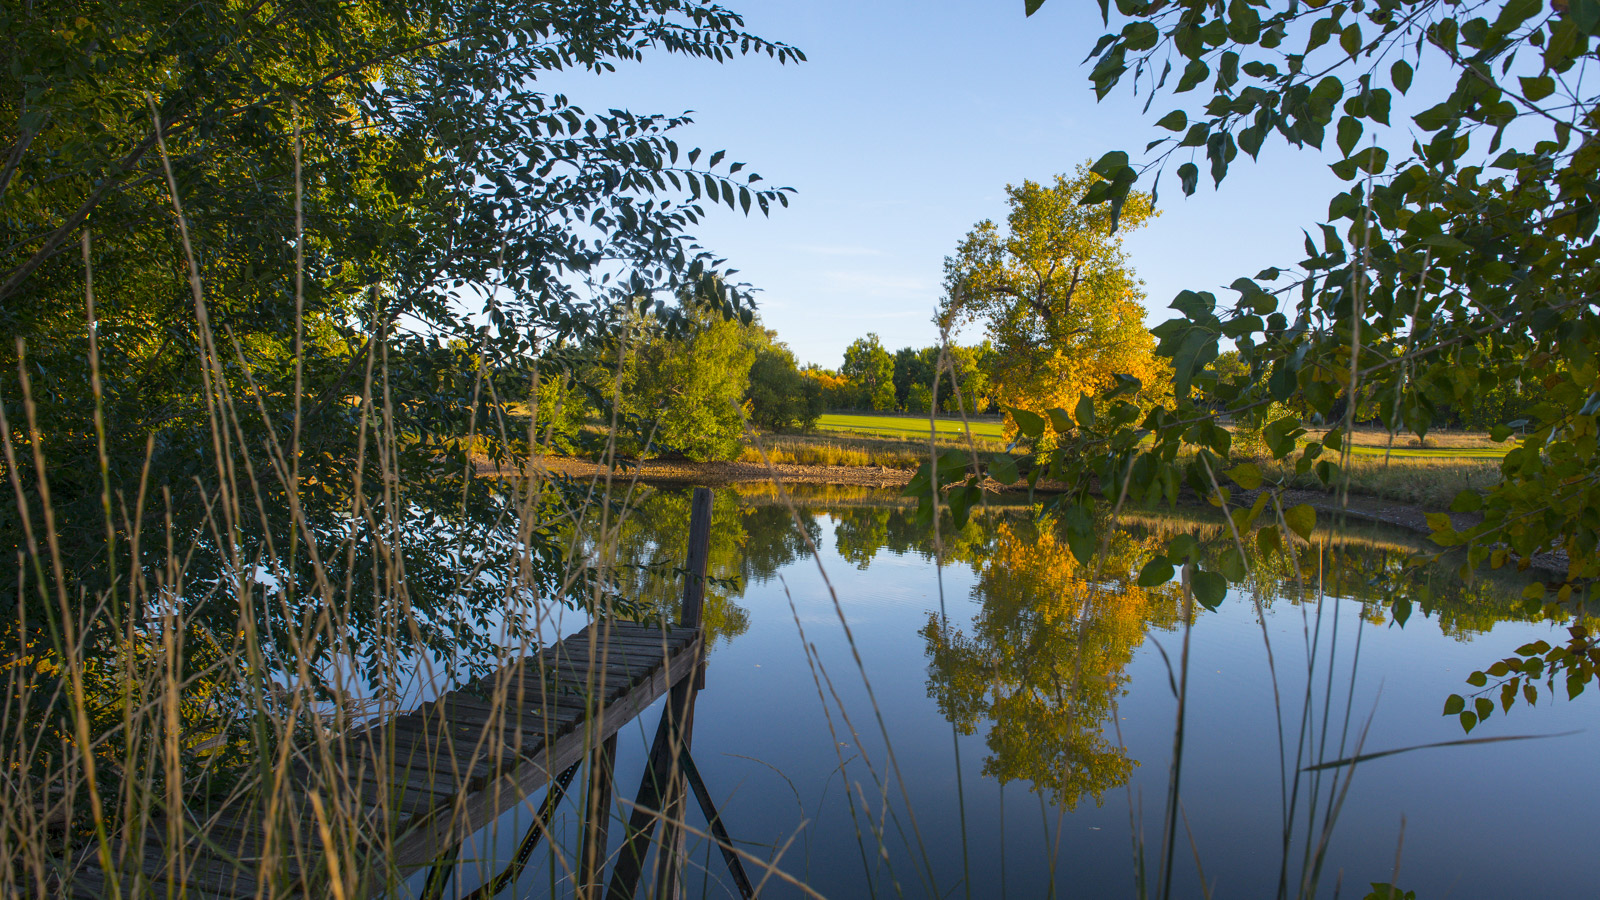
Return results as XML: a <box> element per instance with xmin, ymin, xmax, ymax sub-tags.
<box><xmin>818</xmin><ymin>412</ymin><xmax>1509</xmax><ymax>460</ymax></box>
<box><xmin>817</xmin><ymin>412</ymin><xmax>1006</xmax><ymax>441</ymax></box>
<box><xmin>1342</xmin><ymin>444</ymin><xmax>1506</xmax><ymax>459</ymax></box>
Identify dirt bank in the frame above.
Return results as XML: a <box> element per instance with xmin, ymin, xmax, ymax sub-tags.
<box><xmin>483</xmin><ymin>455</ymin><xmax>916</xmax><ymax>490</ymax></box>
<box><xmin>487</xmin><ymin>455</ymin><xmax>1566</xmax><ymax>571</ymax></box>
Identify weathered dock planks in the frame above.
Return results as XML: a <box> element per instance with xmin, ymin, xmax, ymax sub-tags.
<box><xmin>66</xmin><ymin>487</ymin><xmax>731</xmax><ymax>900</ymax></box>
<box><xmin>69</xmin><ymin>619</ymin><xmax>703</xmax><ymax>899</ymax></box>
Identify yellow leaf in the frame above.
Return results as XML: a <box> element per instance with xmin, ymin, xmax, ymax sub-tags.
<box><xmin>1226</xmin><ymin>462</ymin><xmax>1263</xmax><ymax>490</ymax></box>
<box><xmin>1284</xmin><ymin>503</ymin><xmax>1316</xmax><ymax>541</ymax></box>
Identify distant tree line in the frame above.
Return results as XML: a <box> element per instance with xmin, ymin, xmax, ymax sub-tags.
<box><xmin>802</xmin><ymin>333</ymin><xmax>1000</xmax><ymax>416</ymax></box>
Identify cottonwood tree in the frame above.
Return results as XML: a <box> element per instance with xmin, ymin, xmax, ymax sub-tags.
<box><xmin>941</xmin><ymin>167</ymin><xmax>1170</xmax><ymax>442</ymax></box>
<box><xmin>924</xmin><ymin>0</ymin><xmax>1598</xmax><ymax>735</ymax></box>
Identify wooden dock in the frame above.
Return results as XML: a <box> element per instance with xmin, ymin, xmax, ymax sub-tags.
<box><xmin>69</xmin><ymin>488</ymin><xmax>747</xmax><ymax>900</ymax></box>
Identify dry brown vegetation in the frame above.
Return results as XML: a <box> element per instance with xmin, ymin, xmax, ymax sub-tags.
<box><xmin>1341</xmin><ymin>426</ymin><xmax>1507</xmax><ymax>452</ymax></box>
<box><xmin>1262</xmin><ymin>455</ymin><xmax>1502</xmax><ymax>509</ymax></box>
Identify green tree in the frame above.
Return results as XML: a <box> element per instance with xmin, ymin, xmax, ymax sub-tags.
<box><xmin>841</xmin><ymin>332</ymin><xmax>896</xmax><ymax>411</ymax></box>
<box><xmin>893</xmin><ymin>346</ymin><xmax>938</xmax><ymax>410</ymax></box>
<box><xmin>528</xmin><ymin>354</ymin><xmax>596</xmax><ymax>454</ymax></box>
<box><xmin>746</xmin><ymin>338</ymin><xmax>825</xmax><ymax>432</ymax></box>
<box><xmin>940</xmin><ymin>167</ymin><xmax>1169</xmax><ymax>439</ymax></box>
<box><xmin>0</xmin><ymin>0</ymin><xmax>800</xmax><ymax>792</ymax></box>
<box><xmin>935</xmin><ymin>342</ymin><xmax>995</xmax><ymax>414</ymax></box>
<box><xmin>906</xmin><ymin>382</ymin><xmax>934</xmax><ymax>414</ymax></box>
<box><xmin>623</xmin><ymin>308</ymin><xmax>758</xmax><ymax>461</ymax></box>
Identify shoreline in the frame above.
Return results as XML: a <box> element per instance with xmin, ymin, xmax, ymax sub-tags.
<box><xmin>497</xmin><ymin>456</ymin><xmax>1463</xmax><ymax>536</ymax></box>
<box><xmin>489</xmin><ymin>455</ymin><xmax>1569</xmax><ymax>574</ymax></box>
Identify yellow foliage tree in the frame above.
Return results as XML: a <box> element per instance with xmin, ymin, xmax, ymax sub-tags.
<box><xmin>922</xmin><ymin>518</ymin><xmax>1181</xmax><ymax>810</ymax></box>
<box><xmin>940</xmin><ymin>165</ymin><xmax>1169</xmax><ymax>443</ymax></box>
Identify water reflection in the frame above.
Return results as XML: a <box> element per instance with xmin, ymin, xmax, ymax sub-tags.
<box><xmin>922</xmin><ymin>519</ymin><xmax>1182</xmax><ymax>810</ymax></box>
<box><xmin>595</xmin><ymin>486</ymin><xmax>1565</xmax><ymax>817</ymax></box>
<box><xmin>537</xmin><ymin>485</ymin><xmax>1593</xmax><ymax>898</ymax></box>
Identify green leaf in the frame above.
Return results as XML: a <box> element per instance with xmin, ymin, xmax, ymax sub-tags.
<box><xmin>1489</xmin><ymin>424</ymin><xmax>1513</xmax><ymax>442</ymax></box>
<box><xmin>1459</xmin><ymin>710</ymin><xmax>1478</xmax><ymax>733</ymax></box>
<box><xmin>1284</xmin><ymin>504</ymin><xmax>1316</xmax><ymax>541</ymax></box>
<box><xmin>1107</xmin><ymin>373</ymin><xmax>1143</xmax><ymax>398</ymax></box>
<box><xmin>1336</xmin><ymin>115</ymin><xmax>1363</xmax><ymax>157</ymax></box>
<box><xmin>1177</xmin><ymin>162</ymin><xmax>1199</xmax><ymax>195</ymax></box>
<box><xmin>1090</xmin><ymin>150</ymin><xmax>1129</xmax><ymax>178</ymax></box>
<box><xmin>1156</xmin><ymin>109</ymin><xmax>1188</xmax><ymax>131</ymax></box>
<box><xmin>1220</xmin><ymin>546</ymin><xmax>1248</xmax><ymax>581</ymax></box>
<box><xmin>1063</xmin><ymin>502</ymin><xmax>1096</xmax><ymax>564</ymax></box>
<box><xmin>1046</xmin><ymin>407</ymin><xmax>1074</xmax><ymax>433</ymax></box>
<box><xmin>1425</xmin><ymin>512</ymin><xmax>1454</xmax><ymax>533</ymax></box>
<box><xmin>1414</xmin><ymin>101</ymin><xmax>1457</xmax><ymax>132</ymax></box>
<box><xmin>1256</xmin><ymin>525</ymin><xmax>1282</xmax><ymax>558</ymax></box>
<box><xmin>1474</xmin><ymin>696</ymin><xmax>1494</xmax><ymax>720</ymax></box>
<box><xmin>1009</xmin><ymin>407</ymin><xmax>1045</xmax><ymax>438</ymax></box>
<box><xmin>1262</xmin><ymin>415</ymin><xmax>1301</xmax><ymax>457</ymax></box>
<box><xmin>1466</xmin><ymin>670</ymin><xmax>1488</xmax><ymax>687</ymax></box>
<box><xmin>1137</xmin><ymin>556</ymin><xmax>1175</xmax><ymax>587</ymax></box>
<box><xmin>948</xmin><ymin>481</ymin><xmax>982</xmax><ymax>529</ymax></box>
<box><xmin>988</xmin><ymin>453</ymin><xmax>1019</xmax><ymax>486</ymax></box>
<box><xmin>1226</xmin><ymin>462</ymin><xmax>1263</xmax><ymax>490</ymax></box>
<box><xmin>1168</xmin><ymin>533</ymin><xmax>1200</xmax><ymax>562</ymax></box>
<box><xmin>1391</xmin><ymin>59</ymin><xmax>1413</xmax><ymax>94</ymax></box>
<box><xmin>1025</xmin><ymin>0</ymin><xmax>1047</xmax><ymax>15</ymax></box>
<box><xmin>1123</xmin><ymin>21</ymin><xmax>1160</xmax><ymax>50</ymax></box>
<box><xmin>1176</xmin><ymin>59</ymin><xmax>1210</xmax><ymax>93</ymax></box>
<box><xmin>1443</xmin><ymin>694</ymin><xmax>1465</xmax><ymax>716</ymax></box>
<box><xmin>1450</xmin><ymin>490</ymin><xmax>1482</xmax><ymax>513</ymax></box>
<box><xmin>1191</xmin><ymin>570</ymin><xmax>1228</xmax><ymax>610</ymax></box>
<box><xmin>1391</xmin><ymin>597</ymin><xmax>1412</xmax><ymax>627</ymax></box>
<box><xmin>1075</xmin><ymin>393</ymin><xmax>1097</xmax><ymax>429</ymax></box>
<box><xmin>1339</xmin><ymin>22</ymin><xmax>1363</xmax><ymax>57</ymax></box>
<box><xmin>1356</xmin><ymin>146</ymin><xmax>1389</xmax><ymax>174</ymax></box>
<box><xmin>1519</xmin><ymin>74</ymin><xmax>1555</xmax><ymax>102</ymax></box>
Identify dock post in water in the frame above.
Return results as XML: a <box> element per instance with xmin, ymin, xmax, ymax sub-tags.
<box><xmin>607</xmin><ymin>487</ymin><xmax>712</xmax><ymax>900</ymax></box>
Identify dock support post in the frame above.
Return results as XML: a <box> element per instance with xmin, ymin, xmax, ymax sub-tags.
<box><xmin>579</xmin><ymin>732</ymin><xmax>618</xmax><ymax>898</ymax></box>
<box><xmin>655</xmin><ymin>486</ymin><xmax>712</xmax><ymax>900</ymax></box>
<box><xmin>605</xmin><ymin>487</ymin><xmax>712</xmax><ymax>900</ymax></box>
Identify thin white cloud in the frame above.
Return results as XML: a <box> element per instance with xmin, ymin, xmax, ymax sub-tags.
<box><xmin>822</xmin><ymin>270</ymin><xmax>937</xmax><ymax>299</ymax></box>
<box><xmin>793</xmin><ymin>244</ymin><xmax>885</xmax><ymax>257</ymax></box>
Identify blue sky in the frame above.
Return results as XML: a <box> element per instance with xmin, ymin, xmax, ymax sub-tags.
<box><xmin>557</xmin><ymin>0</ymin><xmax>1350</xmax><ymax>368</ymax></box>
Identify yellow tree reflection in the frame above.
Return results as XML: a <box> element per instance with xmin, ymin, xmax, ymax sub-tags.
<box><xmin>922</xmin><ymin>519</ymin><xmax>1182</xmax><ymax>810</ymax></box>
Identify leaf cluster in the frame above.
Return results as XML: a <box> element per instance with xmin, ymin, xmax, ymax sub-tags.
<box><xmin>990</xmin><ymin>0</ymin><xmax>1600</xmax><ymax>723</ymax></box>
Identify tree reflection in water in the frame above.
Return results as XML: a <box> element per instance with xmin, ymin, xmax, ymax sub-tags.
<box><xmin>922</xmin><ymin>518</ymin><xmax>1182</xmax><ymax>810</ymax></box>
<box><xmin>599</xmin><ymin>485</ymin><xmax>1570</xmax><ymax>813</ymax></box>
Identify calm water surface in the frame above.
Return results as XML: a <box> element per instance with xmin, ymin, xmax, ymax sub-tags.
<box><xmin>432</xmin><ymin>486</ymin><xmax>1596</xmax><ymax>899</ymax></box>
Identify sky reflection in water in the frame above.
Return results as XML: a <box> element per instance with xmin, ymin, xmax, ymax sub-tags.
<box><xmin>453</xmin><ymin>486</ymin><xmax>1595</xmax><ymax>899</ymax></box>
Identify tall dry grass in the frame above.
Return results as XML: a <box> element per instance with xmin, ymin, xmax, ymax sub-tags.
<box><xmin>0</xmin><ymin>128</ymin><xmax>811</xmax><ymax>900</ymax></box>
<box><xmin>1261</xmin><ymin>455</ymin><xmax>1502</xmax><ymax>509</ymax></box>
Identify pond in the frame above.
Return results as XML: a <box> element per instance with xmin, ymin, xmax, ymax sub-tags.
<box><xmin>424</xmin><ymin>485</ymin><xmax>1596</xmax><ymax>899</ymax></box>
